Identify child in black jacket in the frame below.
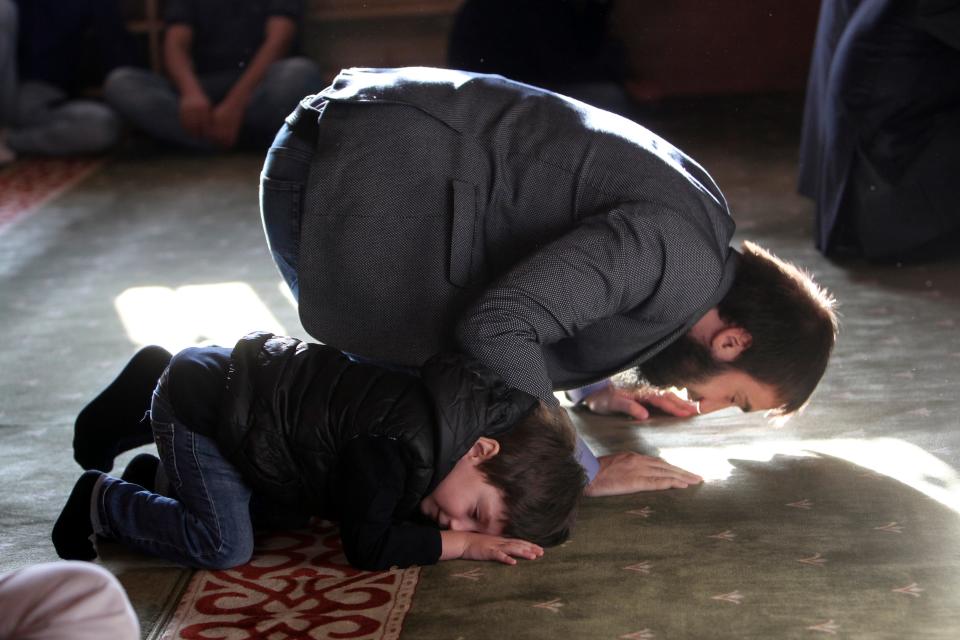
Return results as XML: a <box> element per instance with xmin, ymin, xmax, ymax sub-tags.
<box><xmin>53</xmin><ymin>332</ymin><xmax>586</xmax><ymax>570</ymax></box>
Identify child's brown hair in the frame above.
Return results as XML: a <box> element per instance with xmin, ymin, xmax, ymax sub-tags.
<box><xmin>478</xmin><ymin>404</ymin><xmax>586</xmax><ymax>546</ymax></box>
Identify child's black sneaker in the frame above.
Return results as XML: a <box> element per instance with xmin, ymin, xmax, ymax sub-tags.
<box><xmin>74</xmin><ymin>345</ymin><xmax>171</xmax><ymax>471</ymax></box>
<box><xmin>52</xmin><ymin>470</ymin><xmax>102</xmax><ymax>561</ymax></box>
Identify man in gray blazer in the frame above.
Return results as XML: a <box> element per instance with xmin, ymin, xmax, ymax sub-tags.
<box><xmin>260</xmin><ymin>67</ymin><xmax>838</xmax><ymax>496</ymax></box>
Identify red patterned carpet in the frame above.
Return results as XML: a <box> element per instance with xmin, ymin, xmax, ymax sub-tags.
<box><xmin>158</xmin><ymin>521</ymin><xmax>421</xmax><ymax>640</ymax></box>
<box><xmin>0</xmin><ymin>157</ymin><xmax>104</xmax><ymax>232</ymax></box>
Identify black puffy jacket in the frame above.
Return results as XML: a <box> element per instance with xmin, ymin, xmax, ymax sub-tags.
<box><xmin>215</xmin><ymin>332</ymin><xmax>536</xmax><ymax>565</ymax></box>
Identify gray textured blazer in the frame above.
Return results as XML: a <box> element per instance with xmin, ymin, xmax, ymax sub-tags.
<box><xmin>298</xmin><ymin>67</ymin><xmax>737</xmax><ymax>401</ymax></box>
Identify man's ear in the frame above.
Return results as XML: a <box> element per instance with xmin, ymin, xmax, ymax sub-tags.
<box><xmin>469</xmin><ymin>437</ymin><xmax>501</xmax><ymax>463</ymax></box>
<box><xmin>710</xmin><ymin>326</ymin><xmax>752</xmax><ymax>362</ymax></box>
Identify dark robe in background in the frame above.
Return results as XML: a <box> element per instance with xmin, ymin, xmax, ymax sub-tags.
<box><xmin>14</xmin><ymin>0</ymin><xmax>133</xmax><ymax>93</ymax></box>
<box><xmin>799</xmin><ymin>0</ymin><xmax>960</xmax><ymax>260</ymax></box>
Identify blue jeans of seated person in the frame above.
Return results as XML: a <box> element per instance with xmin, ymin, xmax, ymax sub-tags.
<box><xmin>103</xmin><ymin>58</ymin><xmax>323</xmax><ymax>151</ymax></box>
<box><xmin>90</xmin><ymin>371</ymin><xmax>255</xmax><ymax>570</ymax></box>
<box><xmin>4</xmin><ymin>82</ymin><xmax>120</xmax><ymax>155</ymax></box>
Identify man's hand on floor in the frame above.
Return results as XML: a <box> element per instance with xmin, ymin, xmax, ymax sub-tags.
<box><xmin>582</xmin><ymin>385</ymin><xmax>698</xmax><ymax>420</ymax></box>
<box><xmin>584</xmin><ymin>452</ymin><xmax>703</xmax><ymax>496</ymax></box>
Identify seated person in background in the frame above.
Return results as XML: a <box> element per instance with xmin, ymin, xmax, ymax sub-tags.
<box><xmin>0</xmin><ymin>0</ymin><xmax>130</xmax><ymax>163</ymax></box>
<box><xmin>54</xmin><ymin>332</ymin><xmax>588</xmax><ymax>571</ymax></box>
<box><xmin>104</xmin><ymin>0</ymin><xmax>323</xmax><ymax>151</ymax></box>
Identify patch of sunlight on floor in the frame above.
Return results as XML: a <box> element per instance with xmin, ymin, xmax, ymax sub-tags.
<box><xmin>661</xmin><ymin>437</ymin><xmax>960</xmax><ymax>514</ymax></box>
<box><xmin>279</xmin><ymin>280</ymin><xmax>297</xmax><ymax>309</ymax></box>
<box><xmin>115</xmin><ymin>282</ymin><xmax>286</xmax><ymax>353</ymax></box>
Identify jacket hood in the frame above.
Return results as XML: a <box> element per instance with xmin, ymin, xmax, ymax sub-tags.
<box><xmin>420</xmin><ymin>353</ymin><xmax>538</xmax><ymax>490</ymax></box>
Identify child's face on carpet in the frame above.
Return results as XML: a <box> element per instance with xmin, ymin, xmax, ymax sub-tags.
<box><xmin>420</xmin><ymin>437</ymin><xmax>507</xmax><ymax>535</ymax></box>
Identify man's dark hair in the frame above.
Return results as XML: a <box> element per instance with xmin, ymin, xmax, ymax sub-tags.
<box><xmin>478</xmin><ymin>404</ymin><xmax>586</xmax><ymax>547</ymax></box>
<box><xmin>718</xmin><ymin>241</ymin><xmax>839</xmax><ymax>415</ymax></box>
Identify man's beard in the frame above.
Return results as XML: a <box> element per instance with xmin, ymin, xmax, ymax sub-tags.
<box><xmin>637</xmin><ymin>333</ymin><xmax>730</xmax><ymax>389</ymax></box>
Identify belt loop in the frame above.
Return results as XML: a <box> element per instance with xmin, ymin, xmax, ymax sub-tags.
<box><xmin>285</xmin><ymin>97</ymin><xmax>324</xmax><ymax>145</ymax></box>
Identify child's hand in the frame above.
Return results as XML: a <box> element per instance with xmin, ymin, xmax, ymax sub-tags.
<box><xmin>441</xmin><ymin>531</ymin><xmax>544</xmax><ymax>565</ymax></box>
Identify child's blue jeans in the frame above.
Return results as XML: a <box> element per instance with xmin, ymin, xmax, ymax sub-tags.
<box><xmin>90</xmin><ymin>371</ymin><xmax>255</xmax><ymax>570</ymax></box>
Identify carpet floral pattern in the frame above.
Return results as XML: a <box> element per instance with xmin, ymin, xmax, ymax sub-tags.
<box><xmin>158</xmin><ymin>520</ymin><xmax>420</xmax><ymax>640</ymax></box>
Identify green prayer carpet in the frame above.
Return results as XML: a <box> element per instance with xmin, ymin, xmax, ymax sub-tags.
<box><xmin>1</xmin><ymin>95</ymin><xmax>958</xmax><ymax>638</ymax></box>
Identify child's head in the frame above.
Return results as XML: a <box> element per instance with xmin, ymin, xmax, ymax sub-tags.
<box><xmin>419</xmin><ymin>403</ymin><xmax>586</xmax><ymax>546</ymax></box>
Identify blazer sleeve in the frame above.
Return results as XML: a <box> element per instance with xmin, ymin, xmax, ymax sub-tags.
<box><xmin>337</xmin><ymin>436</ymin><xmax>442</xmax><ymax>571</ymax></box>
<box><xmin>455</xmin><ymin>206</ymin><xmax>675</xmax><ymax>401</ymax></box>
